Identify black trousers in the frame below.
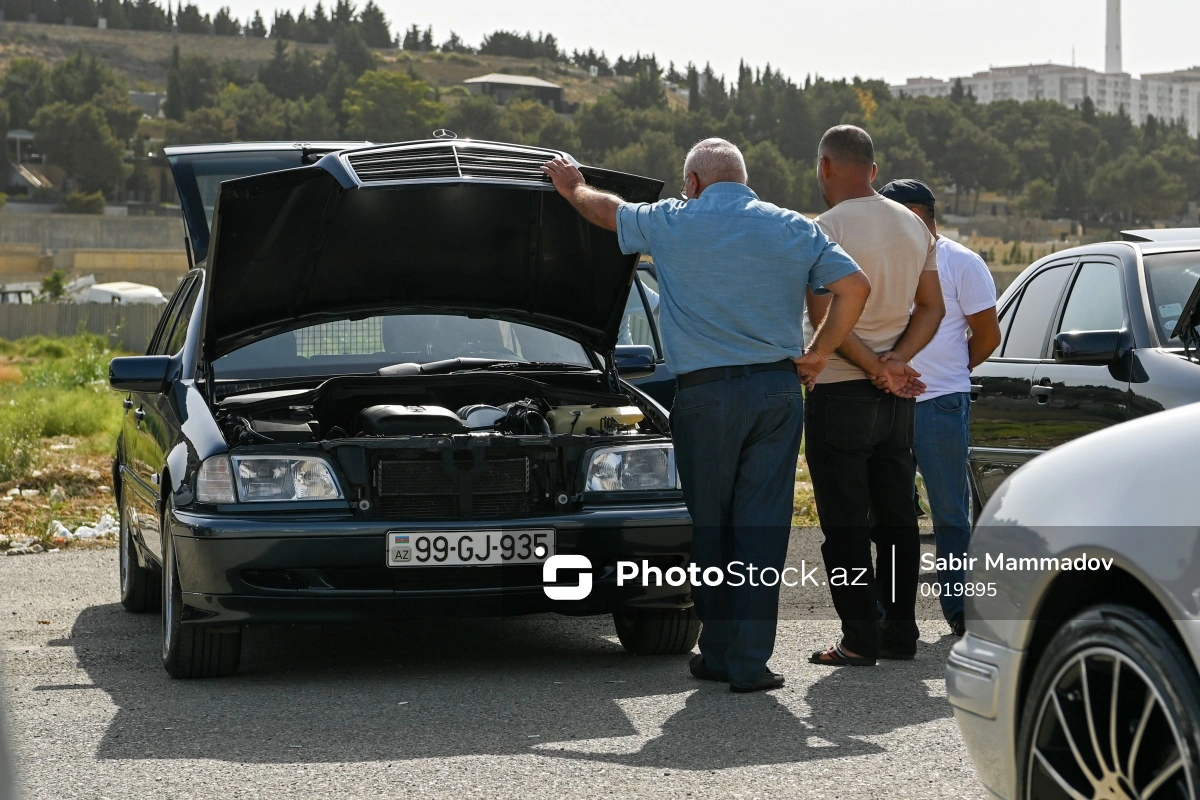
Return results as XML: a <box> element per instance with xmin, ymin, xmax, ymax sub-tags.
<box><xmin>805</xmin><ymin>380</ymin><xmax>920</xmax><ymax>659</ymax></box>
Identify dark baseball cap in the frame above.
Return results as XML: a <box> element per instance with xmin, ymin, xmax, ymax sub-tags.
<box><xmin>879</xmin><ymin>179</ymin><xmax>936</xmax><ymax>209</ymax></box>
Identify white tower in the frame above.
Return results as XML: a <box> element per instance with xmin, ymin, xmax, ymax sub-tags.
<box><xmin>1105</xmin><ymin>0</ymin><xmax>1122</xmax><ymax>74</ymax></box>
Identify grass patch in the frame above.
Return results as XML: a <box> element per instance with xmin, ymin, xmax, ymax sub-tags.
<box><xmin>0</xmin><ymin>334</ymin><xmax>125</xmax><ymax>483</ymax></box>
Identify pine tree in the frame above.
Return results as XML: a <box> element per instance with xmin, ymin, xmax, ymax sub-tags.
<box><xmin>164</xmin><ymin>43</ymin><xmax>186</xmax><ymax>121</ymax></box>
<box><xmin>358</xmin><ymin>1</ymin><xmax>390</xmax><ymax>48</ymax></box>
<box><xmin>248</xmin><ymin>10</ymin><xmax>266</xmax><ymax>37</ymax></box>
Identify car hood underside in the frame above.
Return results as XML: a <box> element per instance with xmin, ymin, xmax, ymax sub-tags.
<box><xmin>202</xmin><ymin>151</ymin><xmax>662</xmax><ymax>361</ymax></box>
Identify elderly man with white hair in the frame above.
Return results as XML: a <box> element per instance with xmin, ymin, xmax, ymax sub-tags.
<box><xmin>543</xmin><ymin>139</ymin><xmax>870</xmax><ymax>693</ymax></box>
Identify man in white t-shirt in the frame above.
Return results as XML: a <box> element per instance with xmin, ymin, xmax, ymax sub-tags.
<box><xmin>879</xmin><ymin>180</ymin><xmax>1002</xmax><ymax>637</ymax></box>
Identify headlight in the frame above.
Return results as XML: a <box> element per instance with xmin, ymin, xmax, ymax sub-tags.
<box><xmin>584</xmin><ymin>444</ymin><xmax>679</xmax><ymax>492</ymax></box>
<box><xmin>195</xmin><ymin>455</ymin><xmax>343</xmax><ymax>503</ymax></box>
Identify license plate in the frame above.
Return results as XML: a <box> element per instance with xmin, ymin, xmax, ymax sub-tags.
<box><xmin>386</xmin><ymin>530</ymin><xmax>554</xmax><ymax>567</ymax></box>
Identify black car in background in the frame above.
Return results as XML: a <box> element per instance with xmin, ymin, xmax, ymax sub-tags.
<box><xmin>110</xmin><ymin>140</ymin><xmax>700</xmax><ymax>678</ymax></box>
<box><xmin>968</xmin><ymin>230</ymin><xmax>1200</xmax><ymax>509</ymax></box>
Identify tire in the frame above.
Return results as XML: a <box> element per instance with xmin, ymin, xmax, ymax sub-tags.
<box><xmin>117</xmin><ymin>480</ymin><xmax>160</xmax><ymax>613</ymax></box>
<box><xmin>613</xmin><ymin>607</ymin><xmax>701</xmax><ymax>655</ymax></box>
<box><xmin>1015</xmin><ymin>604</ymin><xmax>1200</xmax><ymax>800</ymax></box>
<box><xmin>161</xmin><ymin>517</ymin><xmax>241</xmax><ymax>679</ymax></box>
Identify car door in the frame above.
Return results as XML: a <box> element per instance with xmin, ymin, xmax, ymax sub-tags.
<box><xmin>969</xmin><ymin>260</ymin><xmax>1073</xmax><ymax>504</ymax></box>
<box><xmin>623</xmin><ymin>264</ymin><xmax>677</xmax><ymax>409</ymax></box>
<box><xmin>1029</xmin><ymin>259</ymin><xmax>1131</xmax><ymax>450</ymax></box>
<box><xmin>122</xmin><ymin>277</ymin><xmax>196</xmax><ymax>565</ymax></box>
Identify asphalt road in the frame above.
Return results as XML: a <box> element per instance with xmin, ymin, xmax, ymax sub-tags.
<box><xmin>1</xmin><ymin>531</ymin><xmax>988</xmax><ymax>800</ymax></box>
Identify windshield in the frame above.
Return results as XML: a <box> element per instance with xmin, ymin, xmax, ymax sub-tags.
<box><xmin>1144</xmin><ymin>251</ymin><xmax>1200</xmax><ymax>345</ymax></box>
<box><xmin>212</xmin><ymin>313</ymin><xmax>592</xmax><ymax>380</ymax></box>
<box><xmin>168</xmin><ymin>151</ymin><xmax>319</xmax><ymax>263</ymax></box>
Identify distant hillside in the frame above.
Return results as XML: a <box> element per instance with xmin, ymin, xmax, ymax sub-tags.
<box><xmin>0</xmin><ymin>20</ymin><xmax>669</xmax><ymax>107</ymax></box>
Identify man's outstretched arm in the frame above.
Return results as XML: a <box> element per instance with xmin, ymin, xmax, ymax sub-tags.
<box><xmin>542</xmin><ymin>158</ymin><xmax>621</xmax><ymax>232</ymax></box>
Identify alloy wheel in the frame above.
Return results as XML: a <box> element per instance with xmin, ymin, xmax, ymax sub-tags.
<box><xmin>1026</xmin><ymin>646</ymin><xmax>1194</xmax><ymax>799</ymax></box>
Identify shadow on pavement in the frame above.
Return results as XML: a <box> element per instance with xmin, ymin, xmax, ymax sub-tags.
<box><xmin>49</xmin><ymin>603</ymin><xmax>955</xmax><ymax>770</ymax></box>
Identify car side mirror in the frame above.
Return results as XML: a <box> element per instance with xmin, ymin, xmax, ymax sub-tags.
<box><xmin>614</xmin><ymin>345</ymin><xmax>656</xmax><ymax>379</ymax></box>
<box><xmin>109</xmin><ymin>355</ymin><xmax>172</xmax><ymax>393</ymax></box>
<box><xmin>1053</xmin><ymin>330</ymin><xmax>1122</xmax><ymax>365</ymax></box>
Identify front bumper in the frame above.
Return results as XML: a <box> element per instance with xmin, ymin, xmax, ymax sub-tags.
<box><xmin>168</xmin><ymin>504</ymin><xmax>693</xmax><ymax>626</ymax></box>
<box><xmin>945</xmin><ymin>633</ymin><xmax>1025</xmax><ymax>800</ymax></box>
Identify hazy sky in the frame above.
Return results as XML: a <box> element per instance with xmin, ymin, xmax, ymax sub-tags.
<box><xmin>211</xmin><ymin>0</ymin><xmax>1199</xmax><ymax>86</ymax></box>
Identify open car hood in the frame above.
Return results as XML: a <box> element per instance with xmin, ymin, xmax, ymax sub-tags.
<box><xmin>199</xmin><ymin>141</ymin><xmax>663</xmax><ymax>361</ymax></box>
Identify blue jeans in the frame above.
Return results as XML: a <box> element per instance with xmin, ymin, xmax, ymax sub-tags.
<box><xmin>912</xmin><ymin>392</ymin><xmax>973</xmax><ymax>621</ymax></box>
<box><xmin>671</xmin><ymin>367</ymin><xmax>804</xmax><ymax>687</ymax></box>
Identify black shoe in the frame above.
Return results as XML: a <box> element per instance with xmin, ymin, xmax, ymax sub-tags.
<box><xmin>730</xmin><ymin>670</ymin><xmax>785</xmax><ymax>693</ymax></box>
<box><xmin>689</xmin><ymin>654</ymin><xmax>725</xmax><ymax>682</ymax></box>
<box><xmin>949</xmin><ymin>613</ymin><xmax>966</xmax><ymax>637</ymax></box>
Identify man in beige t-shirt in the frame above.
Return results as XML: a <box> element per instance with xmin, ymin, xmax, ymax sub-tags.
<box><xmin>804</xmin><ymin>125</ymin><xmax>945</xmax><ymax>667</ymax></box>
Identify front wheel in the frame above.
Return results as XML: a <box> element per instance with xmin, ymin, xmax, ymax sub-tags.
<box><xmin>613</xmin><ymin>607</ymin><xmax>700</xmax><ymax>655</ymax></box>
<box><xmin>161</xmin><ymin>521</ymin><xmax>241</xmax><ymax>679</ymax></box>
<box><xmin>1016</xmin><ymin>604</ymin><xmax>1200</xmax><ymax>800</ymax></box>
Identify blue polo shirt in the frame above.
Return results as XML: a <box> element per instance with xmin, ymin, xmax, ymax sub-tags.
<box><xmin>616</xmin><ymin>183</ymin><xmax>862</xmax><ymax>376</ymax></box>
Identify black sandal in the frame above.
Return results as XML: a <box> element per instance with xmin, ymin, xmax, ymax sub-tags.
<box><xmin>809</xmin><ymin>642</ymin><xmax>876</xmax><ymax>667</ymax></box>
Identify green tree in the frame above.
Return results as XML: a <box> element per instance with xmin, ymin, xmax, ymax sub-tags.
<box><xmin>1152</xmin><ymin>143</ymin><xmax>1200</xmax><ymax>202</ymax></box>
<box><xmin>342</xmin><ymin>69</ymin><xmax>443</xmax><ymax>141</ymax></box>
<box><xmin>444</xmin><ymin>95</ymin><xmax>515</xmax><ymax>141</ymax></box>
<box><xmin>31</xmin><ymin>102</ymin><xmax>126</xmax><ymax>195</ymax></box>
<box><xmin>176</xmin><ymin>2</ymin><xmax>208</xmax><ymax>33</ymax></box>
<box><xmin>1055</xmin><ymin>153</ymin><xmax>1089</xmax><ymax>219</ymax></box>
<box><xmin>1017</xmin><ymin>178</ymin><xmax>1056</xmax><ymax>218</ymax></box>
<box><xmin>942</xmin><ymin>117</ymin><xmax>1015</xmax><ymax>214</ymax></box>
<box><xmin>163</xmin><ymin>107</ymin><xmax>237</xmax><ymax>146</ymax></box>
<box><xmin>358</xmin><ymin>0</ymin><xmax>391</xmax><ymax>48</ymax></box>
<box><xmin>534</xmin><ymin>113</ymin><xmax>581</xmax><ymax>154</ymax></box>
<box><xmin>327</xmin><ymin>26</ymin><xmax>375</xmax><ymax>80</ymax></box>
<box><xmin>212</xmin><ymin>6</ymin><xmax>239</xmax><ymax>35</ymax></box>
<box><xmin>41</xmin><ymin>269</ymin><xmax>68</xmax><ymax>300</ymax></box>
<box><xmin>743</xmin><ymin>140</ymin><xmax>793</xmax><ymax>206</ymax></box>
<box><xmin>574</xmin><ymin>94</ymin><xmax>635</xmax><ymax>161</ymax></box>
<box><xmin>270</xmin><ymin>10</ymin><xmax>295</xmax><ymax>39</ymax></box>
<box><xmin>248</xmin><ymin>10</ymin><xmax>267</xmax><ymax>37</ymax></box>
<box><xmin>1</xmin><ymin>58</ymin><xmax>51</xmax><ymax>129</ymax></box>
<box><xmin>1090</xmin><ymin>152</ymin><xmax>1187</xmax><ymax>223</ymax></box>
<box><xmin>604</xmin><ymin>130</ymin><xmax>683</xmax><ymax>187</ymax></box>
<box><xmin>216</xmin><ymin>83</ymin><xmax>286</xmax><ymax>140</ymax></box>
<box><xmin>614</xmin><ymin>61</ymin><xmax>665</xmax><ymax>110</ymax></box>
<box><xmin>259</xmin><ymin>40</ymin><xmax>321</xmax><ymax>101</ymax></box>
<box><xmin>502</xmin><ymin>97</ymin><xmax>554</xmax><ymax>144</ymax></box>
<box><xmin>164</xmin><ymin>43</ymin><xmax>186</xmax><ymax>121</ymax></box>
<box><xmin>284</xmin><ymin>95</ymin><xmax>340</xmax><ymax>139</ymax></box>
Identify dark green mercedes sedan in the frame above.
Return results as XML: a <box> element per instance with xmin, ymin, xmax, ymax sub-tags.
<box><xmin>109</xmin><ymin>139</ymin><xmax>698</xmax><ymax>678</ymax></box>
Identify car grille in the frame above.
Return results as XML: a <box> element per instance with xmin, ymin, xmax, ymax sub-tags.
<box><xmin>345</xmin><ymin>143</ymin><xmax>555</xmax><ymax>185</ymax></box>
<box><xmin>375</xmin><ymin>456</ymin><xmax>532</xmax><ymax>519</ymax></box>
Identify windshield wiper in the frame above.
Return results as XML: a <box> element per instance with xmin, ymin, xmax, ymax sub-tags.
<box><xmin>472</xmin><ymin>361</ymin><xmax>593</xmax><ymax>372</ymax></box>
<box><xmin>379</xmin><ymin>358</ymin><xmax>593</xmax><ymax>377</ymax></box>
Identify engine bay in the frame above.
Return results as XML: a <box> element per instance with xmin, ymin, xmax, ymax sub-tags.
<box><xmin>211</xmin><ymin>373</ymin><xmax>674</xmax><ymax>519</ymax></box>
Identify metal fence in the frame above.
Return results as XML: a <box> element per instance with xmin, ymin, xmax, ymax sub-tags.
<box><xmin>0</xmin><ymin>303</ymin><xmax>164</xmax><ymax>353</ymax></box>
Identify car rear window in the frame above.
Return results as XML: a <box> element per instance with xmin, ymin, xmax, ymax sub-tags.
<box><xmin>212</xmin><ymin>314</ymin><xmax>591</xmax><ymax>380</ymax></box>
<box><xmin>1144</xmin><ymin>251</ymin><xmax>1200</xmax><ymax>345</ymax></box>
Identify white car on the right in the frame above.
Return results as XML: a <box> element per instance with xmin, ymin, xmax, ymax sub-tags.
<box><xmin>948</xmin><ymin>398</ymin><xmax>1200</xmax><ymax>800</ymax></box>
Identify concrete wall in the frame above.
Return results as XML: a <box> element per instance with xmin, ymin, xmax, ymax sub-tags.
<box><xmin>0</xmin><ymin>212</ymin><xmax>186</xmax><ymax>250</ymax></box>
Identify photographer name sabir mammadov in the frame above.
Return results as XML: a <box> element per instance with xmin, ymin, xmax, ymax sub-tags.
<box><xmin>922</xmin><ymin>552</ymin><xmax>1115</xmax><ymax>573</ymax></box>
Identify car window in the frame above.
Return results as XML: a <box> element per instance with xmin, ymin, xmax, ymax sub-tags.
<box><xmin>1144</xmin><ymin>251</ymin><xmax>1200</xmax><ymax>344</ymax></box>
<box><xmin>164</xmin><ymin>282</ymin><xmax>200</xmax><ymax>355</ymax></box>
<box><xmin>1058</xmin><ymin>262</ymin><xmax>1125</xmax><ymax>333</ymax></box>
<box><xmin>212</xmin><ymin>314</ymin><xmax>592</xmax><ymax>380</ymax></box>
<box><xmin>618</xmin><ymin>274</ymin><xmax>661</xmax><ymax>358</ymax></box>
<box><xmin>148</xmin><ymin>278</ymin><xmax>193</xmax><ymax>356</ymax></box>
<box><xmin>1002</xmin><ymin>265</ymin><xmax>1070</xmax><ymax>359</ymax></box>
